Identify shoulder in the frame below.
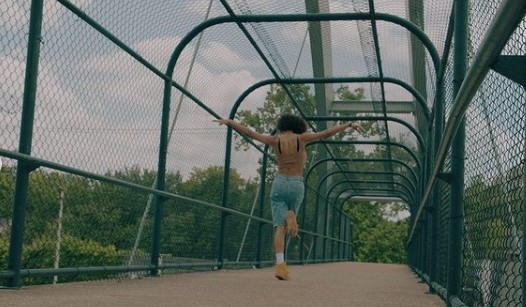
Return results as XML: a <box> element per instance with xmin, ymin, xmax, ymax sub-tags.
<box><xmin>255</xmin><ymin>133</ymin><xmax>279</xmax><ymax>146</ymax></box>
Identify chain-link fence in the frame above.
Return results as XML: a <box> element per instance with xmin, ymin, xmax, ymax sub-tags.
<box><xmin>1</xmin><ymin>0</ymin><xmax>358</xmax><ymax>288</ymax></box>
<box><xmin>1</xmin><ymin>0</ymin><xmax>525</xmax><ymax>306</ymax></box>
<box><xmin>409</xmin><ymin>1</ymin><xmax>525</xmax><ymax>306</ymax></box>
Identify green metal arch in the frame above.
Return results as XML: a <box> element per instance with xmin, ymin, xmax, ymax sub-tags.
<box><xmin>316</xmin><ymin>170</ymin><xmax>415</xmax><ymax>202</ymax></box>
<box><xmin>309</xmin><ymin>140</ymin><xmax>422</xmax><ymax>171</ymax></box>
<box><xmin>336</xmin><ymin>191</ymin><xmax>409</xmax><ymax>212</ymax></box>
<box><xmin>167</xmin><ymin>13</ymin><xmax>440</xmax><ymax>80</ymax></box>
<box><xmin>304</xmin><ymin>116</ymin><xmax>425</xmax><ymax>151</ymax></box>
<box><xmin>327</xmin><ymin>180</ymin><xmax>413</xmax><ymax>207</ymax></box>
<box><xmin>332</xmin><ymin>170</ymin><xmax>417</xmax><ymax>195</ymax></box>
<box><xmin>305</xmin><ymin>157</ymin><xmax>419</xmax><ymax>185</ymax></box>
<box><xmin>230</xmin><ymin>77</ymin><xmax>430</xmax><ymax>121</ymax></box>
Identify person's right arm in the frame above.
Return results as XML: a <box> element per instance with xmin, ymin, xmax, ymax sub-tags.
<box><xmin>214</xmin><ymin>118</ymin><xmax>276</xmax><ymax>146</ymax></box>
<box><xmin>300</xmin><ymin>122</ymin><xmax>361</xmax><ymax>143</ymax></box>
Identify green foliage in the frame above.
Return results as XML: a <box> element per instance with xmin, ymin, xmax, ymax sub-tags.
<box><xmin>172</xmin><ymin>166</ymin><xmax>259</xmax><ymax>260</ymax></box>
<box><xmin>0</xmin><ymin>166</ymin><xmax>15</xmax><ymax>217</ymax></box>
<box><xmin>464</xmin><ymin>173</ymin><xmax>522</xmax><ymax>261</ymax></box>
<box><xmin>21</xmin><ymin>235</ymin><xmax>123</xmax><ymax>285</ymax></box>
<box><xmin>0</xmin><ymin>80</ymin><xmax>416</xmax><ymax>282</ymax></box>
<box><xmin>336</xmin><ymin>85</ymin><xmax>365</xmax><ymax>101</ymax></box>
<box><xmin>345</xmin><ymin>201</ymin><xmax>408</xmax><ymax>264</ymax></box>
<box><xmin>235</xmin><ymin>82</ymin><xmax>409</xmax><ymax>264</ymax></box>
<box><xmin>236</xmin><ymin>84</ymin><xmax>316</xmax><ymax>151</ymax></box>
<box><xmin>0</xmin><ymin>237</ymin><xmax>8</xmax><ymax>270</ymax></box>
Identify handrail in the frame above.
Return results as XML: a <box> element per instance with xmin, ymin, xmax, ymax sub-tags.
<box><xmin>408</xmin><ymin>0</ymin><xmax>526</xmax><ymax>241</ymax></box>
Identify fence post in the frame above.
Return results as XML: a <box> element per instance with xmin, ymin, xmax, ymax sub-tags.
<box><xmin>255</xmin><ymin>146</ymin><xmax>269</xmax><ymax>268</ymax></box>
<box><xmin>522</xmin><ymin>93</ymin><xmax>526</xmax><ymax>307</ymax></box>
<box><xmin>216</xmin><ymin>125</ymin><xmax>235</xmax><ymax>269</ymax></box>
<box><xmin>446</xmin><ymin>0</ymin><xmax>468</xmax><ymax>304</ymax></box>
<box><xmin>348</xmin><ymin>221</ymin><xmax>353</xmax><ymax>261</ymax></box>
<box><xmin>6</xmin><ymin>0</ymin><xmax>45</xmax><ymax>288</ymax></box>
<box><xmin>429</xmin><ymin>60</ymin><xmax>445</xmax><ymax>290</ymax></box>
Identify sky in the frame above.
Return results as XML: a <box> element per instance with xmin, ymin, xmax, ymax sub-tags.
<box><xmin>2</xmin><ymin>0</ymin><xmax>525</xmax><ymax>233</ymax></box>
<box><xmin>4</xmin><ymin>0</ymin><xmax>521</xmax><ymax>188</ymax></box>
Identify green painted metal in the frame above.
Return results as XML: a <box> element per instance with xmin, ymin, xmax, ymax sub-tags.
<box><xmin>446</xmin><ymin>0</ymin><xmax>468</xmax><ymax>304</ymax></box>
<box><xmin>491</xmin><ymin>55</ymin><xmax>526</xmax><ymax>87</ymax></box>
<box><xmin>426</xmin><ymin>5</ymin><xmax>450</xmax><ymax>286</ymax></box>
<box><xmin>0</xmin><ymin>149</ymin><xmax>274</xmax><ymax>233</ymax></box>
<box><xmin>7</xmin><ymin>0</ymin><xmax>45</xmax><ymax>288</ymax></box>
<box><xmin>234</xmin><ymin>77</ymin><xmax>431</xmax><ymax>121</ymax></box>
<box><xmin>304</xmin><ymin>115</ymin><xmax>425</xmax><ymax>151</ymax></box>
<box><xmin>409</xmin><ymin>0</ymin><xmax>526</xmax><ymax>241</ymax></box>
<box><xmin>305</xmin><ymin>158</ymin><xmax>419</xmax><ymax>186</ymax></box>
<box><xmin>317</xmin><ymin>171</ymin><xmax>414</xmax><ymax>205</ymax></box>
<box><xmin>55</xmin><ymin>0</ymin><xmax>221</xmax><ymax>120</ymax></box>
<box><xmin>311</xmin><ymin>139</ymin><xmax>422</xmax><ymax>171</ymax></box>
<box><xmin>331</xmin><ymin>184</ymin><xmax>412</xmax><ymax>208</ymax></box>
<box><xmin>336</xmin><ymin>170</ymin><xmax>417</xmax><ymax>196</ymax></box>
<box><xmin>304</xmin><ymin>158</ymin><xmax>417</xmax><ymax>250</ymax></box>
<box><xmin>523</xmin><ymin>100</ymin><xmax>526</xmax><ymax>307</ymax></box>
<box><xmin>304</xmin><ymin>0</ymin><xmax>331</xmax><ymax>261</ymax></box>
<box><xmin>408</xmin><ymin>0</ymin><xmax>428</xmax><ymax>136</ymax></box>
<box><xmin>255</xmin><ymin>144</ymin><xmax>271</xmax><ymax>268</ymax></box>
<box><xmin>428</xmin><ymin>6</ymin><xmax>450</xmax><ymax>290</ymax></box>
<box><xmin>219</xmin><ymin>0</ymin><xmax>313</xmax><ymax>121</ymax></box>
<box><xmin>321</xmin><ymin>189</ymin><xmax>353</xmax><ymax>261</ymax></box>
<box><xmin>169</xmin><ymin>13</ymin><xmax>441</xmax><ymax>82</ymax></box>
<box><xmin>324</xmin><ymin>171</ymin><xmax>416</xmax><ymax>199</ymax></box>
<box><xmin>317</xmin><ymin>175</ymin><xmax>411</xmax><ymax>261</ymax></box>
<box><xmin>366</xmin><ymin>0</ymin><xmax>397</xmax><ymax>191</ymax></box>
<box><xmin>150</xmin><ymin>77</ymin><xmax>170</xmax><ymax>276</ymax></box>
<box><xmin>216</xmin><ymin>124</ymin><xmax>235</xmax><ymax>269</ymax></box>
<box><xmin>0</xmin><ymin>151</ymin><xmax>300</xmax><ymax>279</ymax></box>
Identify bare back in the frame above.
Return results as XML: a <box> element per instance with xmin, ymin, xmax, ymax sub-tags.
<box><xmin>272</xmin><ymin>132</ymin><xmax>307</xmax><ymax>176</ymax></box>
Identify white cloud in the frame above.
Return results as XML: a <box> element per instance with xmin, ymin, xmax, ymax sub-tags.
<box><xmin>73</xmin><ymin>34</ymin><xmax>267</xmax><ymax>177</ymax></box>
<box><xmin>200</xmin><ymin>41</ymin><xmax>257</xmax><ymax>72</ymax></box>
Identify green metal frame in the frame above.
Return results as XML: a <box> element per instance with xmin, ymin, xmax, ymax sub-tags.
<box><xmin>10</xmin><ymin>2</ymin><xmax>526</xmax><ymax>300</ymax></box>
<box><xmin>47</xmin><ymin>0</ymin><xmax>439</xmax><ymax>280</ymax></box>
<box><xmin>7</xmin><ymin>0</ymin><xmax>45</xmax><ymax>288</ymax></box>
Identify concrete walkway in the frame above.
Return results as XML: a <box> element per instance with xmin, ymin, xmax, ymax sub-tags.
<box><xmin>1</xmin><ymin>262</ymin><xmax>444</xmax><ymax>306</ymax></box>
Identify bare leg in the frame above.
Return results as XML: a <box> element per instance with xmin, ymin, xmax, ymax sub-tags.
<box><xmin>274</xmin><ymin>225</ymin><xmax>289</xmax><ymax>280</ymax></box>
<box><xmin>274</xmin><ymin>225</ymin><xmax>286</xmax><ymax>253</ymax></box>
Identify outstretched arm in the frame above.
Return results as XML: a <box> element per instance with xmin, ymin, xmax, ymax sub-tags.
<box><xmin>301</xmin><ymin>122</ymin><xmax>364</xmax><ymax>143</ymax></box>
<box><xmin>214</xmin><ymin>118</ymin><xmax>276</xmax><ymax>146</ymax></box>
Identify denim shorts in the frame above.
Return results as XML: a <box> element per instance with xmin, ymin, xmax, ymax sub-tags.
<box><xmin>270</xmin><ymin>174</ymin><xmax>305</xmax><ymax>226</ymax></box>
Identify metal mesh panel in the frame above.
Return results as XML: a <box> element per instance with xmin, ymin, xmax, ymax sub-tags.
<box><xmin>1</xmin><ymin>3</ymin><xmax>523</xmax><ymax>306</ymax></box>
<box><xmin>410</xmin><ymin>0</ymin><xmax>525</xmax><ymax>306</ymax></box>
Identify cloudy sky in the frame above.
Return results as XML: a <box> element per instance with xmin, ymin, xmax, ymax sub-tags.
<box><xmin>9</xmin><ymin>0</ymin><xmax>514</xmax><ymax>183</ymax></box>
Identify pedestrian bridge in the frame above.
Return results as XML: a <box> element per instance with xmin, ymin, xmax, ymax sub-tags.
<box><xmin>1</xmin><ymin>1</ymin><xmax>525</xmax><ymax>306</ymax></box>
<box><xmin>2</xmin><ymin>263</ymin><xmax>444</xmax><ymax>307</ymax></box>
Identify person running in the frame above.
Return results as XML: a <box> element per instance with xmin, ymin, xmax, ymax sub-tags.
<box><xmin>215</xmin><ymin>113</ymin><xmax>363</xmax><ymax>280</ymax></box>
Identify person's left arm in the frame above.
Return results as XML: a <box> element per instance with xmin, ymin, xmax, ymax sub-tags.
<box><xmin>214</xmin><ymin>119</ymin><xmax>276</xmax><ymax>146</ymax></box>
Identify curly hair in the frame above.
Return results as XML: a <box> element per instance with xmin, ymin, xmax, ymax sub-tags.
<box><xmin>277</xmin><ymin>113</ymin><xmax>307</xmax><ymax>134</ymax></box>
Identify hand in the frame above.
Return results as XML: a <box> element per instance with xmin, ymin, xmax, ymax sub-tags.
<box><xmin>349</xmin><ymin>122</ymin><xmax>366</xmax><ymax>135</ymax></box>
<box><xmin>285</xmin><ymin>211</ymin><xmax>299</xmax><ymax>237</ymax></box>
<box><xmin>214</xmin><ymin>119</ymin><xmax>230</xmax><ymax>126</ymax></box>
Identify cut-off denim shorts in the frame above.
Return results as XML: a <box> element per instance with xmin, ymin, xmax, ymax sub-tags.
<box><xmin>270</xmin><ymin>174</ymin><xmax>305</xmax><ymax>226</ymax></box>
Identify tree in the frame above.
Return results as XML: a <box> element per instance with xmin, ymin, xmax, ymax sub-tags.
<box><xmin>165</xmin><ymin>166</ymin><xmax>259</xmax><ymax>260</ymax></box>
<box><xmin>232</xmin><ymin>83</ymin><xmax>409</xmax><ymax>263</ymax></box>
<box><xmin>344</xmin><ymin>201</ymin><xmax>408</xmax><ymax>263</ymax></box>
